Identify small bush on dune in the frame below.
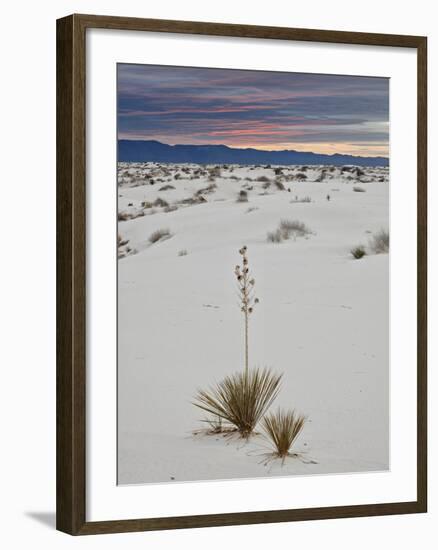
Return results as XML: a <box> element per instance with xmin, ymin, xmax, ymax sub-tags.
<box><xmin>267</xmin><ymin>220</ymin><xmax>312</xmax><ymax>243</ymax></box>
<box><xmin>267</xmin><ymin>229</ymin><xmax>283</xmax><ymax>243</ymax></box>
<box><xmin>149</xmin><ymin>228</ymin><xmax>172</xmax><ymax>244</ymax></box>
<box><xmin>262</xmin><ymin>409</ymin><xmax>306</xmax><ymax>463</ymax></box>
<box><xmin>159</xmin><ymin>184</ymin><xmax>176</xmax><ymax>191</ymax></box>
<box><xmin>290</xmin><ymin>196</ymin><xmax>311</xmax><ymax>204</ymax></box>
<box><xmin>350</xmin><ymin>245</ymin><xmax>366</xmax><ymax>259</ymax></box>
<box><xmin>178</xmin><ymin>249</ymin><xmax>188</xmax><ymax>256</ymax></box>
<box><xmin>274</xmin><ymin>179</ymin><xmax>285</xmax><ymax>191</ymax></box>
<box><xmin>295</xmin><ymin>172</ymin><xmax>307</xmax><ymax>181</ymax></box>
<box><xmin>370</xmin><ymin>229</ymin><xmax>389</xmax><ymax>254</ymax></box>
<box><xmin>153</xmin><ymin>197</ymin><xmax>169</xmax><ymax>208</ymax></box>
<box><xmin>279</xmin><ymin>219</ymin><xmax>311</xmax><ymax>238</ymax></box>
<box><xmin>237</xmin><ymin>189</ymin><xmax>249</xmax><ymax>203</ymax></box>
<box><xmin>353</xmin><ymin>186</ymin><xmax>366</xmax><ymax>192</ymax></box>
<box><xmin>118</xmin><ymin>211</ymin><xmax>131</xmax><ymax>221</ymax></box>
<box><xmin>193</xmin><ymin>368</ymin><xmax>282</xmax><ymax>438</ymax></box>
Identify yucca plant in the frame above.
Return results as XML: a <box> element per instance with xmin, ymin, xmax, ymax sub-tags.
<box><xmin>234</xmin><ymin>246</ymin><xmax>259</xmax><ymax>376</ymax></box>
<box><xmin>193</xmin><ymin>367</ymin><xmax>282</xmax><ymax>438</ymax></box>
<box><xmin>261</xmin><ymin>408</ymin><xmax>306</xmax><ymax>463</ymax></box>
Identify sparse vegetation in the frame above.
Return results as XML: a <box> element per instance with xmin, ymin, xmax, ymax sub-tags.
<box><xmin>351</xmin><ymin>245</ymin><xmax>366</xmax><ymax>259</ymax></box>
<box><xmin>118</xmin><ymin>211</ymin><xmax>131</xmax><ymax>221</ymax></box>
<box><xmin>246</xmin><ymin>207</ymin><xmax>259</xmax><ymax>214</ymax></box>
<box><xmin>353</xmin><ymin>186</ymin><xmax>366</xmax><ymax>192</ymax></box>
<box><xmin>267</xmin><ymin>229</ymin><xmax>283</xmax><ymax>243</ymax></box>
<box><xmin>153</xmin><ymin>197</ymin><xmax>169</xmax><ymax>208</ymax></box>
<box><xmin>149</xmin><ymin>228</ymin><xmax>172</xmax><ymax>244</ymax></box>
<box><xmin>178</xmin><ymin>249</ymin><xmax>188</xmax><ymax>257</ymax></box>
<box><xmin>267</xmin><ymin>219</ymin><xmax>312</xmax><ymax>243</ymax></box>
<box><xmin>290</xmin><ymin>196</ymin><xmax>311</xmax><ymax>204</ymax></box>
<box><xmin>159</xmin><ymin>184</ymin><xmax>176</xmax><ymax>191</ymax></box>
<box><xmin>369</xmin><ymin>229</ymin><xmax>389</xmax><ymax>254</ymax></box>
<box><xmin>193</xmin><ymin>367</ymin><xmax>282</xmax><ymax>438</ymax></box>
<box><xmin>237</xmin><ymin>189</ymin><xmax>249</xmax><ymax>203</ymax></box>
<box><xmin>262</xmin><ymin>409</ymin><xmax>306</xmax><ymax>463</ymax></box>
<box><xmin>274</xmin><ymin>179</ymin><xmax>285</xmax><ymax>191</ymax></box>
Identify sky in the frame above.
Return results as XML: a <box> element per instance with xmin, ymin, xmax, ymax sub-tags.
<box><xmin>118</xmin><ymin>64</ymin><xmax>389</xmax><ymax>157</ymax></box>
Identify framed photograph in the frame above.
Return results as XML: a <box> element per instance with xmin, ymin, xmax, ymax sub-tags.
<box><xmin>56</xmin><ymin>14</ymin><xmax>427</xmax><ymax>535</ymax></box>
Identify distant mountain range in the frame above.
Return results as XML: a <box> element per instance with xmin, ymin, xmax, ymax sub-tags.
<box><xmin>118</xmin><ymin>140</ymin><xmax>389</xmax><ymax>167</ymax></box>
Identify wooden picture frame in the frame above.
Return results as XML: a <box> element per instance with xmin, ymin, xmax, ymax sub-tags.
<box><xmin>57</xmin><ymin>13</ymin><xmax>427</xmax><ymax>535</ymax></box>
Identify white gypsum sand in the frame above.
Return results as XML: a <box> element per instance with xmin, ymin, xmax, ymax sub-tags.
<box><xmin>117</xmin><ymin>163</ymin><xmax>389</xmax><ymax>484</ymax></box>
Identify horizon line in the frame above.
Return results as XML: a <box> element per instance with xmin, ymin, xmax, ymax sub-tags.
<box><xmin>117</xmin><ymin>137</ymin><xmax>389</xmax><ymax>159</ymax></box>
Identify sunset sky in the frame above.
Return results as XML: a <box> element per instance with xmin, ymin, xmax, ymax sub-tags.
<box><xmin>118</xmin><ymin>64</ymin><xmax>389</xmax><ymax>158</ymax></box>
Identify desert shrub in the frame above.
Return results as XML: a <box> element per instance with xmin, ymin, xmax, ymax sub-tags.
<box><xmin>290</xmin><ymin>196</ymin><xmax>311</xmax><ymax>204</ymax></box>
<box><xmin>195</xmin><ymin>183</ymin><xmax>217</xmax><ymax>196</ymax></box>
<box><xmin>261</xmin><ymin>409</ymin><xmax>306</xmax><ymax>462</ymax></box>
<box><xmin>267</xmin><ymin>219</ymin><xmax>312</xmax><ymax>243</ymax></box>
<box><xmin>354</xmin><ymin>167</ymin><xmax>365</xmax><ymax>177</ymax></box>
<box><xmin>274</xmin><ymin>167</ymin><xmax>283</xmax><ymax>176</ymax></box>
<box><xmin>237</xmin><ymin>189</ymin><xmax>249</xmax><ymax>203</ymax></box>
<box><xmin>350</xmin><ymin>245</ymin><xmax>366</xmax><ymax>259</ymax></box>
<box><xmin>314</xmin><ymin>170</ymin><xmax>326</xmax><ymax>182</ymax></box>
<box><xmin>295</xmin><ymin>172</ymin><xmax>307</xmax><ymax>180</ymax></box>
<box><xmin>274</xmin><ymin>179</ymin><xmax>285</xmax><ymax>191</ymax></box>
<box><xmin>279</xmin><ymin>219</ymin><xmax>311</xmax><ymax>238</ymax></box>
<box><xmin>193</xmin><ymin>367</ymin><xmax>282</xmax><ymax>438</ymax></box>
<box><xmin>209</xmin><ymin>166</ymin><xmax>221</xmax><ymax>178</ymax></box>
<box><xmin>117</xmin><ymin>234</ymin><xmax>129</xmax><ymax>247</ymax></box>
<box><xmin>256</xmin><ymin>176</ymin><xmax>270</xmax><ymax>183</ymax></box>
<box><xmin>178</xmin><ymin>249</ymin><xmax>188</xmax><ymax>257</ymax></box>
<box><xmin>118</xmin><ymin>211</ymin><xmax>131</xmax><ymax>221</ymax></box>
<box><xmin>353</xmin><ymin>186</ymin><xmax>366</xmax><ymax>192</ymax></box>
<box><xmin>246</xmin><ymin>207</ymin><xmax>259</xmax><ymax>214</ymax></box>
<box><xmin>159</xmin><ymin>184</ymin><xmax>176</xmax><ymax>191</ymax></box>
<box><xmin>153</xmin><ymin>197</ymin><xmax>169</xmax><ymax>208</ymax></box>
<box><xmin>149</xmin><ymin>228</ymin><xmax>172</xmax><ymax>244</ymax></box>
<box><xmin>369</xmin><ymin>229</ymin><xmax>389</xmax><ymax>254</ymax></box>
<box><xmin>164</xmin><ymin>205</ymin><xmax>178</xmax><ymax>213</ymax></box>
<box><xmin>267</xmin><ymin>229</ymin><xmax>283</xmax><ymax>243</ymax></box>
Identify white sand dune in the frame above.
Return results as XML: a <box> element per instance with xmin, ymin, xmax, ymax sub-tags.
<box><xmin>117</xmin><ymin>163</ymin><xmax>389</xmax><ymax>485</ymax></box>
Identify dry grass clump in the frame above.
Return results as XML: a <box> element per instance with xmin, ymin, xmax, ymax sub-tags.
<box><xmin>369</xmin><ymin>229</ymin><xmax>389</xmax><ymax>254</ymax></box>
<box><xmin>195</xmin><ymin>183</ymin><xmax>217</xmax><ymax>196</ymax></box>
<box><xmin>350</xmin><ymin>245</ymin><xmax>366</xmax><ymax>259</ymax></box>
<box><xmin>178</xmin><ymin>249</ymin><xmax>188</xmax><ymax>257</ymax></box>
<box><xmin>118</xmin><ymin>211</ymin><xmax>130</xmax><ymax>221</ymax></box>
<box><xmin>164</xmin><ymin>205</ymin><xmax>178</xmax><ymax>213</ymax></box>
<box><xmin>267</xmin><ymin>219</ymin><xmax>312</xmax><ymax>243</ymax></box>
<box><xmin>153</xmin><ymin>197</ymin><xmax>169</xmax><ymax>208</ymax></box>
<box><xmin>246</xmin><ymin>207</ymin><xmax>259</xmax><ymax>214</ymax></box>
<box><xmin>256</xmin><ymin>176</ymin><xmax>270</xmax><ymax>183</ymax></box>
<box><xmin>353</xmin><ymin>186</ymin><xmax>366</xmax><ymax>192</ymax></box>
<box><xmin>159</xmin><ymin>184</ymin><xmax>175</xmax><ymax>191</ymax></box>
<box><xmin>295</xmin><ymin>172</ymin><xmax>307</xmax><ymax>181</ymax></box>
<box><xmin>274</xmin><ymin>179</ymin><xmax>285</xmax><ymax>191</ymax></box>
<box><xmin>267</xmin><ymin>229</ymin><xmax>283</xmax><ymax>243</ymax></box>
<box><xmin>193</xmin><ymin>368</ymin><xmax>282</xmax><ymax>438</ymax></box>
<box><xmin>237</xmin><ymin>189</ymin><xmax>249</xmax><ymax>202</ymax></box>
<box><xmin>290</xmin><ymin>196</ymin><xmax>311</xmax><ymax>204</ymax></box>
<box><xmin>280</xmin><ymin>219</ymin><xmax>311</xmax><ymax>237</ymax></box>
<box><xmin>117</xmin><ymin>234</ymin><xmax>129</xmax><ymax>247</ymax></box>
<box><xmin>262</xmin><ymin>409</ymin><xmax>306</xmax><ymax>463</ymax></box>
<box><xmin>149</xmin><ymin>228</ymin><xmax>172</xmax><ymax>244</ymax></box>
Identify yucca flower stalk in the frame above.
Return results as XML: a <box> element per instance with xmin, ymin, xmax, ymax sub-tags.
<box><xmin>234</xmin><ymin>246</ymin><xmax>259</xmax><ymax>378</ymax></box>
